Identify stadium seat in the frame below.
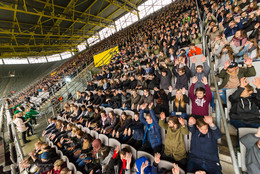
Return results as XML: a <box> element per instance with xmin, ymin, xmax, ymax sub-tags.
<box><xmin>104</xmin><ymin>107</ymin><xmax>114</xmax><ymax>114</ymax></box>
<box><xmin>90</xmin><ymin>130</ymin><xmax>99</xmax><ymax>139</ymax></box>
<box><xmin>82</xmin><ymin>127</ymin><xmax>90</xmax><ymax>133</ymax></box>
<box><xmin>238</xmin><ymin>128</ymin><xmax>258</xmax><ymax>172</ymax></box>
<box><xmin>158</xmin><ymin>160</ymin><xmax>185</xmax><ymax>174</ymax></box>
<box><xmin>114</xmin><ymin>108</ymin><xmax>123</xmax><ymax>116</ymax></box>
<box><xmin>137</xmin><ymin>151</ymin><xmax>154</xmax><ymax>164</ymax></box>
<box><xmin>67</xmin><ymin>162</ymin><xmax>77</xmax><ymax>174</ymax></box>
<box><xmin>109</xmin><ymin>138</ymin><xmax>121</xmax><ymax>148</ymax></box>
<box><xmin>124</xmin><ymin>110</ymin><xmax>135</xmax><ymax>118</ymax></box>
<box><xmin>99</xmin><ymin>134</ymin><xmax>109</xmax><ymax>146</ymax></box>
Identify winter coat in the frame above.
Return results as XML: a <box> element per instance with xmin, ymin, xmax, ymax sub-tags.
<box><xmin>159</xmin><ymin>119</ymin><xmax>189</xmax><ymax>161</ymax></box>
<box><xmin>139</xmin><ymin>110</ymin><xmax>161</xmax><ymax>149</ymax></box>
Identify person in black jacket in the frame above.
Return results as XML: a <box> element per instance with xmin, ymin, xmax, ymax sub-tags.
<box><xmin>172</xmin><ymin>59</ymin><xmax>191</xmax><ymax>90</ymax></box>
<box><xmin>153</xmin><ymin>88</ymin><xmax>169</xmax><ymax>116</ymax></box>
<box><xmin>129</xmin><ymin>75</ymin><xmax>137</xmax><ymax>89</ymax></box>
<box><xmin>229</xmin><ymin>77</ymin><xmax>260</xmax><ymax>130</ymax></box>
<box><xmin>107</xmin><ymin>90</ymin><xmax>121</xmax><ymax>109</ymax></box>
<box><xmin>126</xmin><ymin>112</ymin><xmax>144</xmax><ymax>149</ymax></box>
<box><xmin>112</xmin><ymin>112</ymin><xmax>132</xmax><ymax>142</ymax></box>
<box><xmin>105</xmin><ymin>146</ymin><xmax>133</xmax><ymax>174</ymax></box>
<box><xmin>147</xmin><ymin>74</ymin><xmax>160</xmax><ymax>90</ymax></box>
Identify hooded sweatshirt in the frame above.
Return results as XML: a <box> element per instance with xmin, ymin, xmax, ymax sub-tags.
<box><xmin>229</xmin><ymin>87</ymin><xmax>260</xmax><ymax>124</ymax></box>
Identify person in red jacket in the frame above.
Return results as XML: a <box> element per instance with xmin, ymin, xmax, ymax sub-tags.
<box><xmin>188</xmin><ymin>43</ymin><xmax>202</xmax><ymax>57</ymax></box>
<box><xmin>189</xmin><ymin>76</ymin><xmax>212</xmax><ymax>118</ymax></box>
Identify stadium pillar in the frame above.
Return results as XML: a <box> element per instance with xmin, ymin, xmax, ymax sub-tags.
<box><xmin>137</xmin><ymin>11</ymin><xmax>140</xmax><ymax>20</ymax></box>
<box><xmin>113</xmin><ymin>22</ymin><xmax>118</xmax><ymax>32</ymax></box>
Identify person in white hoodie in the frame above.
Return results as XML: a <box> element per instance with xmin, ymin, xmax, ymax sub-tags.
<box><xmin>13</xmin><ymin>110</ymin><xmax>30</xmax><ymax>144</ymax></box>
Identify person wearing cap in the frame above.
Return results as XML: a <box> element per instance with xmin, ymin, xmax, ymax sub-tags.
<box><xmin>13</xmin><ymin>110</ymin><xmax>30</xmax><ymax>144</ymax></box>
<box><xmin>218</xmin><ymin>58</ymin><xmax>256</xmax><ymax>104</ymax></box>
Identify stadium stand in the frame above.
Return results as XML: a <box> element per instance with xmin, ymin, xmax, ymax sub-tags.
<box><xmin>1</xmin><ymin>0</ymin><xmax>260</xmax><ymax>174</ymax></box>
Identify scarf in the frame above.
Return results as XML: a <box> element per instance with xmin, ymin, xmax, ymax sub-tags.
<box><xmin>92</xmin><ymin>139</ymin><xmax>101</xmax><ymax>158</ymax></box>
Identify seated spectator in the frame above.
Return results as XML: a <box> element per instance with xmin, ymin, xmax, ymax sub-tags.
<box><xmin>43</xmin><ymin>159</ymin><xmax>65</xmax><ymax>174</ymax></box>
<box><xmin>147</xmin><ymin>74</ymin><xmax>160</xmax><ymax>90</ymax></box>
<box><xmin>136</xmin><ymin>65</ymin><xmax>145</xmax><ymax>75</ymax></box>
<box><xmin>137</xmin><ymin>89</ymin><xmax>154</xmax><ymax>111</ymax></box>
<box><xmin>237</xmin><ymin>39</ymin><xmax>259</xmax><ymax>63</ymax></box>
<box><xmin>100</xmin><ymin>146</ymin><xmax>113</xmax><ymax>173</ymax></box>
<box><xmin>126</xmin><ymin>112</ymin><xmax>144</xmax><ymax>149</ymax></box>
<box><xmin>139</xmin><ymin>103</ymin><xmax>162</xmax><ymax>154</ymax></box>
<box><xmin>240</xmin><ymin>127</ymin><xmax>260</xmax><ymax>174</ymax></box>
<box><xmin>134</xmin><ymin>156</ymin><xmax>152</xmax><ymax>174</ymax></box>
<box><xmin>218</xmin><ymin>59</ymin><xmax>256</xmax><ymax>104</ymax></box>
<box><xmin>136</xmin><ymin>74</ymin><xmax>148</xmax><ymax>90</ymax></box>
<box><xmin>188</xmin><ymin>43</ymin><xmax>202</xmax><ymax>57</ymax></box>
<box><xmin>112</xmin><ymin>112</ymin><xmax>132</xmax><ymax>141</ymax></box>
<box><xmin>229</xmin><ymin>77</ymin><xmax>260</xmax><ymax>130</ymax></box>
<box><xmin>191</xmin><ymin>56</ymin><xmax>210</xmax><ymax>89</ymax></box>
<box><xmin>168</xmin><ymin>87</ymin><xmax>189</xmax><ymax>119</ymax></box>
<box><xmin>187</xmin><ymin>116</ymin><xmax>222</xmax><ymax>174</ymax></box>
<box><xmin>101</xmin><ymin>111</ymin><xmax>119</xmax><ymax>135</ymax></box>
<box><xmin>154</xmin><ymin>62</ymin><xmax>172</xmax><ymax>90</ymax></box>
<box><xmin>95</xmin><ymin>111</ymin><xmax>109</xmax><ymax>133</ymax></box>
<box><xmin>159</xmin><ymin>114</ymin><xmax>189</xmax><ymax>169</ymax></box>
<box><xmin>120</xmin><ymin>89</ymin><xmax>131</xmax><ymax>110</ymax></box>
<box><xmin>246</xmin><ymin>1</ymin><xmax>257</xmax><ymax>13</ymax></box>
<box><xmin>107</xmin><ymin>90</ymin><xmax>121</xmax><ymax>109</ymax></box>
<box><xmin>207</xmin><ymin>23</ymin><xmax>224</xmax><ymax>42</ymax></box>
<box><xmin>87</xmin><ymin>107</ymin><xmax>101</xmax><ymax>128</ymax></box>
<box><xmin>230</xmin><ymin>30</ymin><xmax>248</xmax><ymax>54</ymax></box>
<box><xmin>105</xmin><ymin>146</ymin><xmax>133</xmax><ymax>174</ymax></box>
<box><xmin>153</xmin><ymin>88</ymin><xmax>169</xmax><ymax>116</ymax></box>
<box><xmin>215</xmin><ymin>44</ymin><xmax>234</xmax><ymax>72</ymax></box>
<box><xmin>224</xmin><ymin>18</ymin><xmax>243</xmax><ymax>38</ymax></box>
<box><xmin>129</xmin><ymin>75</ymin><xmax>137</xmax><ymax>89</ymax></box>
<box><xmin>172</xmin><ymin>59</ymin><xmax>191</xmax><ymax>90</ymax></box>
<box><xmin>189</xmin><ymin>77</ymin><xmax>212</xmax><ymax>118</ymax></box>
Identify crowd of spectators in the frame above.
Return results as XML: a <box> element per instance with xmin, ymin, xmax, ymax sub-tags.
<box><xmin>9</xmin><ymin>0</ymin><xmax>260</xmax><ymax>173</ymax></box>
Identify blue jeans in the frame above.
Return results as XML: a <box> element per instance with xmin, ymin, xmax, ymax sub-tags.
<box><xmin>101</xmin><ymin>104</ymin><xmax>111</xmax><ymax>107</ymax></box>
<box><xmin>230</xmin><ymin>119</ymin><xmax>260</xmax><ymax>146</ymax></box>
<box><xmin>219</xmin><ymin>88</ymin><xmax>228</xmax><ymax>104</ymax></box>
<box><xmin>170</xmin><ymin>111</ymin><xmax>188</xmax><ymax>119</ymax></box>
<box><xmin>120</xmin><ymin>107</ymin><xmax>130</xmax><ymax>110</ymax></box>
<box><xmin>187</xmin><ymin>157</ymin><xmax>222</xmax><ymax>174</ymax></box>
<box><xmin>76</xmin><ymin>157</ymin><xmax>88</xmax><ymax>167</ymax></box>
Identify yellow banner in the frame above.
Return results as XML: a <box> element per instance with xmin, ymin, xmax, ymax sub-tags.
<box><xmin>94</xmin><ymin>46</ymin><xmax>119</xmax><ymax>67</ymax></box>
<box><xmin>51</xmin><ymin>71</ymin><xmax>56</xmax><ymax>76</ymax></box>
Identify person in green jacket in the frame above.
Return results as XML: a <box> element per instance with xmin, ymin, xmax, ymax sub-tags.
<box><xmin>218</xmin><ymin>58</ymin><xmax>256</xmax><ymax>104</ymax></box>
<box><xmin>159</xmin><ymin>112</ymin><xmax>189</xmax><ymax>170</ymax></box>
<box><xmin>25</xmin><ymin>107</ymin><xmax>39</xmax><ymax>125</ymax></box>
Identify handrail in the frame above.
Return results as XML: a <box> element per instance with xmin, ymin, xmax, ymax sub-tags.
<box><xmin>5</xmin><ymin>102</ymin><xmax>24</xmax><ymax>167</ymax></box>
<box><xmin>194</xmin><ymin>0</ymin><xmax>241</xmax><ymax>173</ymax></box>
<box><xmin>0</xmin><ymin>105</ymin><xmax>4</xmax><ymax>131</ymax></box>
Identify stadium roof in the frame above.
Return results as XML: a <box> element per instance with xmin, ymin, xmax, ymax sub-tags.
<box><xmin>0</xmin><ymin>0</ymin><xmax>144</xmax><ymax>58</ymax></box>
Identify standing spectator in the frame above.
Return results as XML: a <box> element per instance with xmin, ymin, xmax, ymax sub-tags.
<box><xmin>13</xmin><ymin>110</ymin><xmax>30</xmax><ymax>144</ymax></box>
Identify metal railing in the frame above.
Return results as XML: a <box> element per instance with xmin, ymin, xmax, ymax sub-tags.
<box><xmin>5</xmin><ymin>102</ymin><xmax>24</xmax><ymax>171</ymax></box>
<box><xmin>194</xmin><ymin>0</ymin><xmax>240</xmax><ymax>173</ymax></box>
